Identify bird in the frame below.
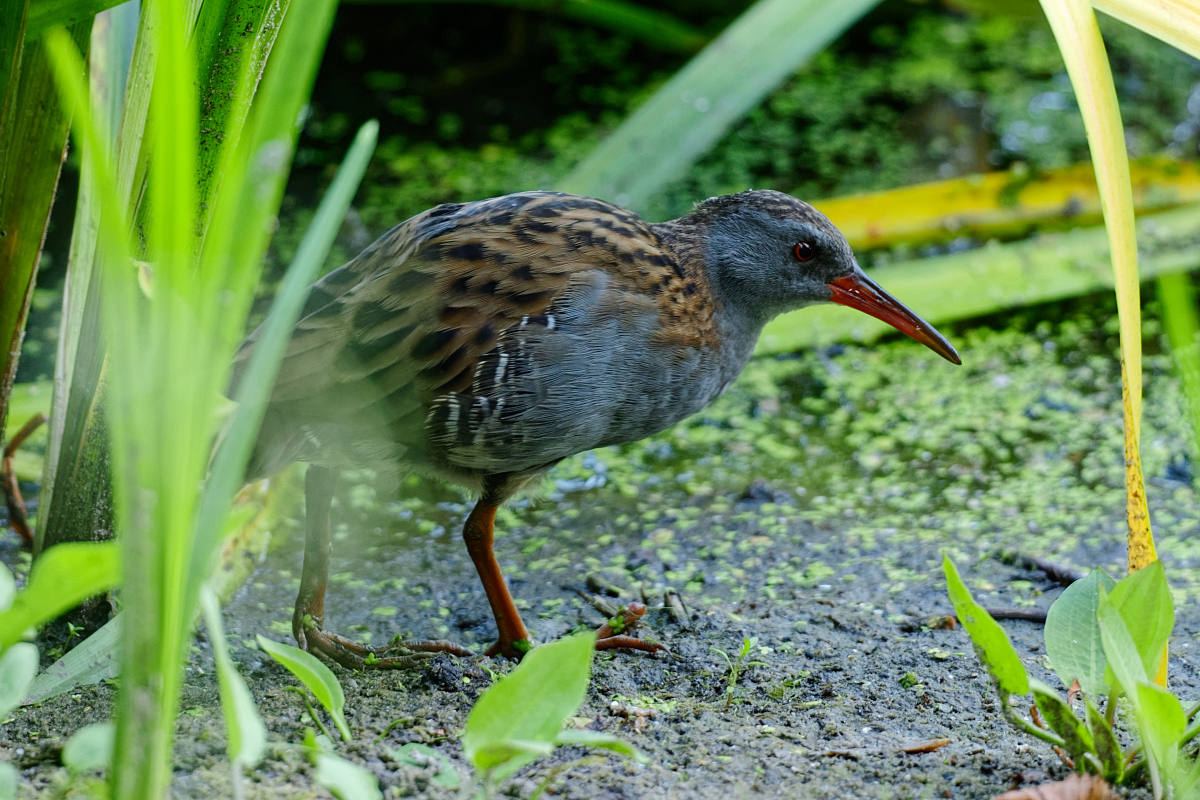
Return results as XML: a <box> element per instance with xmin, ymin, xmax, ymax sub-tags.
<box><xmin>233</xmin><ymin>189</ymin><xmax>960</xmax><ymax>666</ymax></box>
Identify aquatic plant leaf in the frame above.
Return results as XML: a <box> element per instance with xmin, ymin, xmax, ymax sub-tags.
<box><xmin>554</xmin><ymin>729</ymin><xmax>648</xmax><ymax>763</ymax></box>
<box><xmin>943</xmin><ymin>555</ymin><xmax>1029</xmax><ymax>697</ymax></box>
<box><xmin>472</xmin><ymin>739</ymin><xmax>556</xmax><ymax>770</ymax></box>
<box><xmin>24</xmin><ymin>614</ymin><xmax>120</xmax><ymax>705</ymax></box>
<box><xmin>1108</xmin><ymin>560</ymin><xmax>1173</xmax><ymax>680</ymax></box>
<box><xmin>389</xmin><ymin>743</ymin><xmax>461</xmax><ymax>790</ymax></box>
<box><xmin>1029</xmin><ymin>678</ymin><xmax>1094</xmax><ymax>760</ymax></box>
<box><xmin>463</xmin><ymin>632</ymin><xmax>594</xmax><ymax>780</ymax></box>
<box><xmin>1085</xmin><ymin>698</ymin><xmax>1123</xmax><ymax>783</ymax></box>
<box><xmin>0</xmin><ymin>642</ymin><xmax>37</xmax><ymax>719</ymax></box>
<box><xmin>1096</xmin><ymin>590</ymin><xmax>1147</xmax><ymax>700</ymax></box>
<box><xmin>558</xmin><ymin>0</ymin><xmax>879</xmax><ymax>213</ymax></box>
<box><xmin>201</xmin><ymin>588</ymin><xmax>266</xmax><ymax>767</ymax></box>
<box><xmin>256</xmin><ymin>635</ymin><xmax>351</xmax><ymax>741</ymax></box>
<box><xmin>1044</xmin><ymin>568</ymin><xmax>1115</xmax><ymax>696</ymax></box>
<box><xmin>62</xmin><ymin>721</ymin><xmax>113</xmax><ymax>773</ymax></box>
<box><xmin>1136</xmin><ymin>681</ymin><xmax>1184</xmax><ymax>782</ymax></box>
<box><xmin>314</xmin><ymin>752</ymin><xmax>382</xmax><ymax>800</ymax></box>
<box><xmin>0</xmin><ymin>542</ymin><xmax>119</xmax><ymax>648</ymax></box>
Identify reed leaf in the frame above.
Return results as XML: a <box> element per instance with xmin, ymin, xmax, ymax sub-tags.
<box><xmin>558</xmin><ymin>0</ymin><xmax>879</xmax><ymax>213</ymax></box>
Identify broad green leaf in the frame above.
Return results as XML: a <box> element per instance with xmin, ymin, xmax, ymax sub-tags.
<box><xmin>0</xmin><ymin>542</ymin><xmax>120</xmax><ymax>648</ymax></box>
<box><xmin>1097</xmin><ymin>589</ymin><xmax>1147</xmax><ymax>701</ymax></box>
<box><xmin>1044</xmin><ymin>567</ymin><xmax>1116</xmax><ymax>696</ymax></box>
<box><xmin>201</xmin><ymin>589</ymin><xmax>266</xmax><ymax>767</ymax></box>
<box><xmin>389</xmin><ymin>743</ymin><xmax>461</xmax><ymax>790</ymax></box>
<box><xmin>1086</xmin><ymin>697</ymin><xmax>1124</xmax><ymax>782</ymax></box>
<box><xmin>26</xmin><ymin>0</ymin><xmax>121</xmax><ymax>42</ymax></box>
<box><xmin>1029</xmin><ymin>678</ymin><xmax>1094</xmax><ymax>760</ymax></box>
<box><xmin>1109</xmin><ymin>560</ymin><xmax>1173</xmax><ymax>679</ymax></box>
<box><xmin>62</xmin><ymin>721</ymin><xmax>114</xmax><ymax>773</ymax></box>
<box><xmin>0</xmin><ymin>643</ymin><xmax>38</xmax><ymax>718</ymax></box>
<box><xmin>314</xmin><ymin>753</ymin><xmax>383</xmax><ymax>800</ymax></box>
<box><xmin>553</xmin><ymin>729</ymin><xmax>648</xmax><ymax>763</ymax></box>
<box><xmin>0</xmin><ymin>762</ymin><xmax>16</xmax><ymax>800</ymax></box>
<box><xmin>25</xmin><ymin>614</ymin><xmax>120</xmax><ymax>705</ymax></box>
<box><xmin>463</xmin><ymin>632</ymin><xmax>594</xmax><ymax>779</ymax></box>
<box><xmin>942</xmin><ymin>555</ymin><xmax>1029</xmax><ymax>697</ymax></box>
<box><xmin>256</xmin><ymin>635</ymin><xmax>350</xmax><ymax>741</ymax></box>
<box><xmin>558</xmin><ymin>0</ymin><xmax>879</xmax><ymax>214</ymax></box>
<box><xmin>1136</xmin><ymin>681</ymin><xmax>1185</xmax><ymax>784</ymax></box>
<box><xmin>472</xmin><ymin>739</ymin><xmax>556</xmax><ymax>770</ymax></box>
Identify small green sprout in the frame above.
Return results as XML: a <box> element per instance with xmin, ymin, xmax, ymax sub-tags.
<box><xmin>711</xmin><ymin>636</ymin><xmax>767</xmax><ymax>709</ymax></box>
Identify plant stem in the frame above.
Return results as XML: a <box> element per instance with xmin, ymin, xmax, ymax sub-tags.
<box><xmin>284</xmin><ymin>686</ymin><xmax>332</xmax><ymax>743</ymax></box>
<box><xmin>1002</xmin><ymin>697</ymin><xmax>1067</xmax><ymax>748</ymax></box>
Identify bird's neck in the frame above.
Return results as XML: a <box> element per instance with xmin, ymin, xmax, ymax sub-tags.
<box><xmin>652</xmin><ymin>218</ymin><xmax>768</xmax><ymax>371</ymax></box>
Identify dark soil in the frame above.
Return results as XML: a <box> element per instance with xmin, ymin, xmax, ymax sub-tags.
<box><xmin>5</xmin><ymin>300</ymin><xmax>1199</xmax><ymax>799</ymax></box>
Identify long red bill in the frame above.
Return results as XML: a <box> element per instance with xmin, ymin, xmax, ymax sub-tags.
<box><xmin>827</xmin><ymin>273</ymin><xmax>961</xmax><ymax>365</ymax></box>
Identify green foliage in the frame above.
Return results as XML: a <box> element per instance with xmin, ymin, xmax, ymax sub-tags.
<box><xmin>947</xmin><ymin>555</ymin><xmax>1199</xmax><ymax>797</ymax></box>
<box><xmin>62</xmin><ymin>722</ymin><xmax>113</xmax><ymax>774</ymax></box>
<box><xmin>390</xmin><ymin>743</ymin><xmax>461</xmax><ymax>790</ymax></box>
<box><xmin>0</xmin><ymin>642</ymin><xmax>37</xmax><ymax>719</ymax></box>
<box><xmin>0</xmin><ymin>542</ymin><xmax>118</xmax><ymax>648</ymax></box>
<box><xmin>462</xmin><ymin>633</ymin><xmax>644</xmax><ymax>797</ymax></box>
<box><xmin>943</xmin><ymin>555</ymin><xmax>1029</xmax><ymax>697</ymax></box>
<box><xmin>257</xmin><ymin>635</ymin><xmax>351</xmax><ymax>742</ymax></box>
<box><xmin>201</xmin><ymin>589</ymin><xmax>266</xmax><ymax>768</ymax></box>
<box><xmin>710</xmin><ymin>636</ymin><xmax>766</xmax><ymax>708</ymax></box>
<box><xmin>304</xmin><ymin>731</ymin><xmax>383</xmax><ymax>800</ymax></box>
<box><xmin>1044</xmin><ymin>568</ymin><xmax>1116</xmax><ymax>696</ymax></box>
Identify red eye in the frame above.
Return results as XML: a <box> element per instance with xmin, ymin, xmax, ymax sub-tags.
<box><xmin>793</xmin><ymin>242</ymin><xmax>815</xmax><ymax>261</ymax></box>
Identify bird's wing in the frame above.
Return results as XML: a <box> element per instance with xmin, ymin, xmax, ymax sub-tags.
<box><xmin>241</xmin><ymin>192</ymin><xmax>713</xmax><ymax>477</ymax></box>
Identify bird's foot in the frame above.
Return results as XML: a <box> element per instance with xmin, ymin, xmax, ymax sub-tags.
<box><xmin>296</xmin><ymin>614</ymin><xmax>472</xmax><ymax>669</ymax></box>
<box><xmin>594</xmin><ymin>602</ymin><xmax>667</xmax><ymax>654</ymax></box>
<box><xmin>483</xmin><ymin>636</ymin><xmax>534</xmax><ymax>660</ymax></box>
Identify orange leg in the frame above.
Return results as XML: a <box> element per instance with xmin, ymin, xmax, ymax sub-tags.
<box><xmin>462</xmin><ymin>501</ymin><xmax>533</xmax><ymax>659</ymax></box>
<box><xmin>2</xmin><ymin>413</ymin><xmax>47</xmax><ymax>546</ymax></box>
<box><xmin>293</xmin><ymin>464</ymin><xmax>471</xmax><ymax>668</ymax></box>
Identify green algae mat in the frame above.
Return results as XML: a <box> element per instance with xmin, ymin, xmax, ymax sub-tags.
<box><xmin>4</xmin><ymin>300</ymin><xmax>1195</xmax><ymax>799</ymax></box>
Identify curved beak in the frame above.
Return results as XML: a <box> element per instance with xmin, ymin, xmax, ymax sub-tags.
<box><xmin>827</xmin><ymin>271</ymin><xmax>961</xmax><ymax>365</ymax></box>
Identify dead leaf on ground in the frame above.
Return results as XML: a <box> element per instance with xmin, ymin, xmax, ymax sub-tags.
<box><xmin>993</xmin><ymin>773</ymin><xmax>1115</xmax><ymax>800</ymax></box>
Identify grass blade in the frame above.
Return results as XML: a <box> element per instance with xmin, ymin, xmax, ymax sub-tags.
<box><xmin>200</xmin><ymin>588</ymin><xmax>266</xmax><ymax>767</ymax></box>
<box><xmin>1157</xmin><ymin>271</ymin><xmax>1200</xmax><ymax>470</ymax></box>
<box><xmin>1035</xmin><ymin>0</ymin><xmax>1157</xmax><ymax>577</ymax></box>
<box><xmin>190</xmin><ymin>120</ymin><xmax>377</xmax><ymax>601</ymax></box>
<box><xmin>558</xmin><ymin>0</ymin><xmax>879</xmax><ymax>213</ymax></box>
<box><xmin>24</xmin><ymin>613</ymin><xmax>121</xmax><ymax>704</ymax></box>
<box><xmin>256</xmin><ymin>635</ymin><xmax>351</xmax><ymax>741</ymax></box>
<box><xmin>1091</xmin><ymin>0</ymin><xmax>1200</xmax><ymax>61</ymax></box>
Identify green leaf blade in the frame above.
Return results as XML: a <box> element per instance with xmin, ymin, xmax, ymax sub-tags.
<box><xmin>201</xmin><ymin>589</ymin><xmax>266</xmax><ymax>767</ymax></box>
<box><xmin>256</xmin><ymin>635</ymin><xmax>350</xmax><ymax>741</ymax></box>
<box><xmin>463</xmin><ymin>632</ymin><xmax>594</xmax><ymax>778</ymax></box>
<box><xmin>553</xmin><ymin>729</ymin><xmax>648</xmax><ymax>763</ymax></box>
<box><xmin>1044</xmin><ymin>567</ymin><xmax>1115</xmax><ymax>696</ymax></box>
<box><xmin>314</xmin><ymin>752</ymin><xmax>383</xmax><ymax>800</ymax></box>
<box><xmin>62</xmin><ymin>721</ymin><xmax>114</xmax><ymax>774</ymax></box>
<box><xmin>942</xmin><ymin>555</ymin><xmax>1029</xmax><ymax>697</ymax></box>
<box><xmin>0</xmin><ymin>642</ymin><xmax>38</xmax><ymax>719</ymax></box>
<box><xmin>1109</xmin><ymin>561</ymin><xmax>1173</xmax><ymax>680</ymax></box>
<box><xmin>1029</xmin><ymin>677</ymin><xmax>1094</xmax><ymax>760</ymax></box>
<box><xmin>1097</xmin><ymin>589</ymin><xmax>1148</xmax><ymax>701</ymax></box>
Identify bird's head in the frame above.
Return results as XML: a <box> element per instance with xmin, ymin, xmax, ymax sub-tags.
<box><xmin>692</xmin><ymin>190</ymin><xmax>960</xmax><ymax>365</ymax></box>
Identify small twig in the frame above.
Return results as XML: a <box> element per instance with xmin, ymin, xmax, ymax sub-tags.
<box><xmin>664</xmin><ymin>588</ymin><xmax>690</xmax><ymax>629</ymax></box>
<box><xmin>1001</xmin><ymin>552</ymin><xmax>1084</xmax><ymax>586</ymax></box>
<box><xmin>283</xmin><ymin>686</ymin><xmax>332</xmax><ymax>742</ymax></box>
<box><xmin>1</xmin><ymin>412</ymin><xmax>46</xmax><ymax>546</ymax></box>
<box><xmin>985</xmin><ymin>607</ymin><xmax>1048</xmax><ymax>624</ymax></box>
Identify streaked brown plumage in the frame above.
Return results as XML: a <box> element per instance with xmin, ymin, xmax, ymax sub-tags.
<box><xmin>236</xmin><ymin>189</ymin><xmax>959</xmax><ymax>663</ymax></box>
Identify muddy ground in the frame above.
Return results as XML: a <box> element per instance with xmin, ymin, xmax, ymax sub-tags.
<box><xmin>4</xmin><ymin>298</ymin><xmax>1200</xmax><ymax>799</ymax></box>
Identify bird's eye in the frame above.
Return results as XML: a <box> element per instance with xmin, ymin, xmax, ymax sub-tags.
<box><xmin>793</xmin><ymin>241</ymin><xmax>816</xmax><ymax>262</ymax></box>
